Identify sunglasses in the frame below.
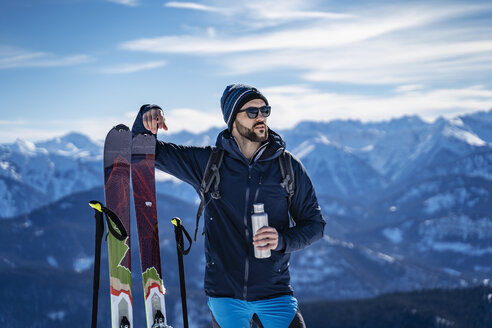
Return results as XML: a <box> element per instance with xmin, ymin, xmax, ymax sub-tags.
<box><xmin>237</xmin><ymin>105</ymin><xmax>271</xmax><ymax>119</ymax></box>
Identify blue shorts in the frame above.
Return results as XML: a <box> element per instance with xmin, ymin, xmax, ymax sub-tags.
<box><xmin>208</xmin><ymin>295</ymin><xmax>298</xmax><ymax>328</ymax></box>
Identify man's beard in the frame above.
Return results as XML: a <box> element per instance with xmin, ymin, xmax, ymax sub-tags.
<box><xmin>235</xmin><ymin>120</ymin><xmax>269</xmax><ymax>142</ymax></box>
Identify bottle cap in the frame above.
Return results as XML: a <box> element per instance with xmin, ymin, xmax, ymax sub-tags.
<box><xmin>253</xmin><ymin>203</ymin><xmax>264</xmax><ymax>213</ymax></box>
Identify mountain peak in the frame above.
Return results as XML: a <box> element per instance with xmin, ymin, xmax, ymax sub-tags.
<box><xmin>35</xmin><ymin>131</ymin><xmax>102</xmax><ymax>157</ymax></box>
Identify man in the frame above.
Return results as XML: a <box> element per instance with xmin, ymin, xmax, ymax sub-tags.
<box><xmin>132</xmin><ymin>84</ymin><xmax>325</xmax><ymax>328</ymax></box>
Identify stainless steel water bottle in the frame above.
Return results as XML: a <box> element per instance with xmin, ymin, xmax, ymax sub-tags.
<box><xmin>252</xmin><ymin>203</ymin><xmax>271</xmax><ymax>259</ymax></box>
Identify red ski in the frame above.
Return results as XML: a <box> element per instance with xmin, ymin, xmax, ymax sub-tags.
<box><xmin>131</xmin><ymin>133</ymin><xmax>170</xmax><ymax>328</ymax></box>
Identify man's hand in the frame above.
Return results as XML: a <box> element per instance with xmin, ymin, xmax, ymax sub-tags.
<box><xmin>143</xmin><ymin>108</ymin><xmax>168</xmax><ymax>134</ymax></box>
<box><xmin>252</xmin><ymin>226</ymin><xmax>279</xmax><ymax>251</ymax></box>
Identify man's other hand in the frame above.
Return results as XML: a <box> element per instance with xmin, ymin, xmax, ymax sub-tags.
<box><xmin>143</xmin><ymin>108</ymin><xmax>167</xmax><ymax>134</ymax></box>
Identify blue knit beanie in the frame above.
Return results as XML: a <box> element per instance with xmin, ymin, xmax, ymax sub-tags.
<box><xmin>220</xmin><ymin>84</ymin><xmax>269</xmax><ymax>131</ymax></box>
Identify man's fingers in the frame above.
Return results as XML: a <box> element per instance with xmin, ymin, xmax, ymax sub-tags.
<box><xmin>151</xmin><ymin>113</ymin><xmax>158</xmax><ymax>133</ymax></box>
<box><xmin>144</xmin><ymin>113</ymin><xmax>152</xmax><ymax>131</ymax></box>
<box><xmin>256</xmin><ymin>226</ymin><xmax>275</xmax><ymax>234</ymax></box>
<box><xmin>143</xmin><ymin>109</ymin><xmax>166</xmax><ymax>134</ymax></box>
<box><xmin>256</xmin><ymin>244</ymin><xmax>276</xmax><ymax>251</ymax></box>
<box><xmin>253</xmin><ymin>232</ymin><xmax>278</xmax><ymax>241</ymax></box>
<box><xmin>158</xmin><ymin>113</ymin><xmax>168</xmax><ymax>131</ymax></box>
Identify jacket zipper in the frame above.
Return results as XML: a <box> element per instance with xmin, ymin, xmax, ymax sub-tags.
<box><xmin>243</xmin><ymin>164</ymin><xmax>252</xmax><ymax>299</ymax></box>
<box><xmin>242</xmin><ymin>142</ymin><xmax>268</xmax><ymax>299</ymax></box>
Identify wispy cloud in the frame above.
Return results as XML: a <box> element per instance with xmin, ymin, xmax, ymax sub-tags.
<box><xmin>164</xmin><ymin>1</ymin><xmax>228</xmax><ymax>13</ymax></box>
<box><xmin>100</xmin><ymin>61</ymin><xmax>167</xmax><ymax>74</ymax></box>
<box><xmin>122</xmin><ymin>4</ymin><xmax>486</xmax><ymax>54</ymax></box>
<box><xmin>121</xmin><ymin>11</ymin><xmax>414</xmax><ymax>54</ymax></box>
<box><xmin>164</xmin><ymin>0</ymin><xmax>353</xmax><ymax>24</ymax></box>
<box><xmin>120</xmin><ymin>2</ymin><xmax>492</xmax><ymax>86</ymax></box>
<box><xmin>106</xmin><ymin>0</ymin><xmax>140</xmax><ymax>7</ymax></box>
<box><xmin>0</xmin><ymin>46</ymin><xmax>93</xmax><ymax>69</ymax></box>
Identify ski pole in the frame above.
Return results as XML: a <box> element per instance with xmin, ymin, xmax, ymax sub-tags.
<box><xmin>89</xmin><ymin>200</ymin><xmax>128</xmax><ymax>328</ymax></box>
<box><xmin>172</xmin><ymin>218</ymin><xmax>192</xmax><ymax>328</ymax></box>
<box><xmin>89</xmin><ymin>201</ymin><xmax>105</xmax><ymax>328</ymax></box>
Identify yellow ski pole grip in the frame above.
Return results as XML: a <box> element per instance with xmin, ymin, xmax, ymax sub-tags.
<box><xmin>89</xmin><ymin>200</ymin><xmax>103</xmax><ymax>213</ymax></box>
<box><xmin>172</xmin><ymin>217</ymin><xmax>182</xmax><ymax>227</ymax></box>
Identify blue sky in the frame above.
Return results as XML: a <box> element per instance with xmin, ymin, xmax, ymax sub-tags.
<box><xmin>1</xmin><ymin>0</ymin><xmax>492</xmax><ymax>142</ymax></box>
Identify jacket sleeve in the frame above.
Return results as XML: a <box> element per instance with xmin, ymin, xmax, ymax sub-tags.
<box><xmin>132</xmin><ymin>104</ymin><xmax>209</xmax><ymax>190</ymax></box>
<box><xmin>276</xmin><ymin>154</ymin><xmax>326</xmax><ymax>253</ymax></box>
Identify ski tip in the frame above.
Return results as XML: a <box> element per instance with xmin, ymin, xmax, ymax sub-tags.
<box><xmin>115</xmin><ymin>124</ymin><xmax>130</xmax><ymax>132</ymax></box>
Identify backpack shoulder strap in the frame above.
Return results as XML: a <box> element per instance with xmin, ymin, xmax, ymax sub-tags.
<box><xmin>279</xmin><ymin>150</ymin><xmax>296</xmax><ymax>227</ymax></box>
<box><xmin>194</xmin><ymin>148</ymin><xmax>224</xmax><ymax>241</ymax></box>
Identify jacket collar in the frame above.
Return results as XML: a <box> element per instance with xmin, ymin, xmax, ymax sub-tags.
<box><xmin>215</xmin><ymin>128</ymin><xmax>285</xmax><ymax>164</ymax></box>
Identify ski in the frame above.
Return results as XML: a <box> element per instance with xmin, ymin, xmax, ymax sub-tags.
<box><xmin>103</xmin><ymin>124</ymin><xmax>133</xmax><ymax>328</ymax></box>
<box><xmin>131</xmin><ymin>133</ymin><xmax>170</xmax><ymax>328</ymax></box>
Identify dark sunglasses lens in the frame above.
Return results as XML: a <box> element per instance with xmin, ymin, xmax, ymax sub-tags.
<box><xmin>246</xmin><ymin>108</ymin><xmax>259</xmax><ymax>119</ymax></box>
<box><xmin>260</xmin><ymin>106</ymin><xmax>271</xmax><ymax>117</ymax></box>
<box><xmin>245</xmin><ymin>106</ymin><xmax>271</xmax><ymax>118</ymax></box>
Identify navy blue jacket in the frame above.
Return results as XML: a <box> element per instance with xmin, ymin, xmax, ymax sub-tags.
<box><xmin>132</xmin><ymin>105</ymin><xmax>326</xmax><ymax>301</ymax></box>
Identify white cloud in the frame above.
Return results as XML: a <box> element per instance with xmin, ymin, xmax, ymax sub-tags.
<box><xmin>0</xmin><ymin>117</ymin><xmax>133</xmax><ymax>144</ymax></box>
<box><xmin>0</xmin><ymin>46</ymin><xmax>93</xmax><ymax>69</ymax></box>
<box><xmin>262</xmin><ymin>84</ymin><xmax>492</xmax><ymax>130</ymax></box>
<box><xmin>0</xmin><ymin>108</ymin><xmax>223</xmax><ymax>143</ymax></box>
<box><xmin>3</xmin><ymin>85</ymin><xmax>491</xmax><ymax>143</ymax></box>
<box><xmin>120</xmin><ymin>3</ymin><xmax>492</xmax><ymax>86</ymax></box>
<box><xmin>121</xmin><ymin>13</ymin><xmax>424</xmax><ymax>54</ymax></box>
<box><xmin>164</xmin><ymin>0</ymin><xmax>354</xmax><ymax>25</ymax></box>
<box><xmin>107</xmin><ymin>0</ymin><xmax>140</xmax><ymax>7</ymax></box>
<box><xmin>164</xmin><ymin>1</ymin><xmax>228</xmax><ymax>13</ymax></box>
<box><xmin>100</xmin><ymin>61</ymin><xmax>167</xmax><ymax>74</ymax></box>
<box><xmin>395</xmin><ymin>85</ymin><xmax>425</xmax><ymax>93</ymax></box>
<box><xmin>164</xmin><ymin>108</ymin><xmax>224</xmax><ymax>133</ymax></box>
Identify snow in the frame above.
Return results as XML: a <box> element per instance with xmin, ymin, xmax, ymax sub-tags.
<box><xmin>473</xmin><ymin>266</ymin><xmax>490</xmax><ymax>273</ymax></box>
<box><xmin>424</xmin><ymin>191</ymin><xmax>461</xmax><ymax>214</ymax></box>
<box><xmin>47</xmin><ymin>311</ymin><xmax>66</xmax><ymax>321</ymax></box>
<box><xmin>324</xmin><ymin>235</ymin><xmax>354</xmax><ymax>249</ymax></box>
<box><xmin>435</xmin><ymin>316</ymin><xmax>455</xmax><ymax>327</ymax></box>
<box><xmin>397</xmin><ymin>182</ymin><xmax>438</xmax><ymax>205</ymax></box>
<box><xmin>293</xmin><ymin>141</ymin><xmax>315</xmax><ymax>159</ymax></box>
<box><xmin>442</xmin><ymin>125</ymin><xmax>486</xmax><ymax>146</ymax></box>
<box><xmin>420</xmin><ymin>215</ymin><xmax>492</xmax><ymax>241</ymax></box>
<box><xmin>430</xmin><ymin>242</ymin><xmax>492</xmax><ymax>255</ymax></box>
<box><xmin>449</xmin><ymin>117</ymin><xmax>464</xmax><ymax>127</ymax></box>
<box><xmin>15</xmin><ymin>138</ymin><xmax>37</xmax><ymax>155</ymax></box>
<box><xmin>47</xmin><ymin>255</ymin><xmax>59</xmax><ymax>268</ymax></box>
<box><xmin>323</xmin><ymin>201</ymin><xmax>347</xmax><ymax>215</ymax></box>
<box><xmin>2</xmin><ymin>257</ymin><xmax>15</xmax><ymax>268</ymax></box>
<box><xmin>442</xmin><ymin>267</ymin><xmax>461</xmax><ymax>276</ymax></box>
<box><xmin>382</xmin><ymin>228</ymin><xmax>403</xmax><ymax>244</ymax></box>
<box><xmin>73</xmin><ymin>257</ymin><xmax>93</xmax><ymax>273</ymax></box>
<box><xmin>34</xmin><ymin>229</ymin><xmax>44</xmax><ymax>236</ymax></box>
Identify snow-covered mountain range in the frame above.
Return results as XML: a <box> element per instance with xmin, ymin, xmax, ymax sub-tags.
<box><xmin>1</xmin><ymin>109</ymin><xmax>491</xmax><ymax>326</ymax></box>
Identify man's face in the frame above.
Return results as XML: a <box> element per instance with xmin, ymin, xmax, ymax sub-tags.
<box><xmin>233</xmin><ymin>98</ymin><xmax>269</xmax><ymax>143</ymax></box>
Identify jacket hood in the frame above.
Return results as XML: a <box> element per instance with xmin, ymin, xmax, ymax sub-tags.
<box><xmin>215</xmin><ymin>128</ymin><xmax>285</xmax><ymax>163</ymax></box>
